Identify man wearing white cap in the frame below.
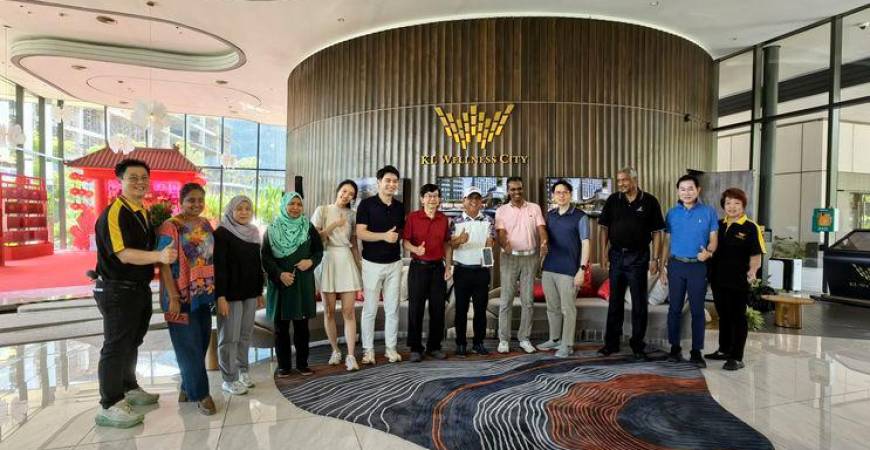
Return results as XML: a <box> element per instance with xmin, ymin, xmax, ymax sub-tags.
<box><xmin>449</xmin><ymin>186</ymin><xmax>496</xmax><ymax>356</ymax></box>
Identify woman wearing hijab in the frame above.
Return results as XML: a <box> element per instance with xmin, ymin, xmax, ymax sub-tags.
<box><xmin>262</xmin><ymin>192</ymin><xmax>323</xmax><ymax>377</ymax></box>
<box><xmin>157</xmin><ymin>183</ymin><xmax>216</xmax><ymax>415</ymax></box>
<box><xmin>214</xmin><ymin>195</ymin><xmax>265</xmax><ymax>396</ymax></box>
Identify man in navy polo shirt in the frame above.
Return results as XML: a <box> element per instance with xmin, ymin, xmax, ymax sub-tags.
<box><xmin>538</xmin><ymin>180</ymin><xmax>590</xmax><ymax>358</ymax></box>
<box><xmin>356</xmin><ymin>165</ymin><xmax>405</xmax><ymax>365</ymax></box>
<box><xmin>661</xmin><ymin>174</ymin><xmax>719</xmax><ymax>368</ymax></box>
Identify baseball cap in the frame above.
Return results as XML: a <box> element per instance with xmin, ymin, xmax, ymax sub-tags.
<box><xmin>463</xmin><ymin>186</ymin><xmax>483</xmax><ymax>198</ymax></box>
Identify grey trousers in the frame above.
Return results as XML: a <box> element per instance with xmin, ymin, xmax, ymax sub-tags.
<box><xmin>541</xmin><ymin>271</ymin><xmax>578</xmax><ymax>349</ymax></box>
<box><xmin>217</xmin><ymin>297</ymin><xmax>257</xmax><ymax>383</ymax></box>
<box><xmin>498</xmin><ymin>253</ymin><xmax>538</xmax><ymax>342</ymax></box>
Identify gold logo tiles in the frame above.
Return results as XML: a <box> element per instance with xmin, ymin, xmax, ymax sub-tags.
<box><xmin>434</xmin><ymin>104</ymin><xmax>514</xmax><ymax>150</ymax></box>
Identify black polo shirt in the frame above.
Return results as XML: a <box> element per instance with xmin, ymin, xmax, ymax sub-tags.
<box><xmin>598</xmin><ymin>190</ymin><xmax>665</xmax><ymax>250</ymax></box>
<box><xmin>95</xmin><ymin>196</ymin><xmax>156</xmax><ymax>282</ymax></box>
<box><xmin>710</xmin><ymin>215</ymin><xmax>766</xmax><ymax>290</ymax></box>
<box><xmin>356</xmin><ymin>195</ymin><xmax>405</xmax><ymax>264</ymax></box>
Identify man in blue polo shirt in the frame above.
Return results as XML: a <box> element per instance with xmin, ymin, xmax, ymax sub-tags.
<box><xmin>661</xmin><ymin>174</ymin><xmax>719</xmax><ymax>368</ymax></box>
<box><xmin>538</xmin><ymin>180</ymin><xmax>590</xmax><ymax>358</ymax></box>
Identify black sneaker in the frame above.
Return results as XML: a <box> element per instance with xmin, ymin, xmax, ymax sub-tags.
<box><xmin>275</xmin><ymin>368</ymin><xmax>293</xmax><ymax>378</ymax></box>
<box><xmin>597</xmin><ymin>346</ymin><xmax>618</xmax><ymax>356</ymax></box>
<box><xmin>472</xmin><ymin>344</ymin><xmax>490</xmax><ymax>355</ymax></box>
<box><xmin>298</xmin><ymin>367</ymin><xmax>314</xmax><ymax>376</ymax></box>
<box><xmin>426</xmin><ymin>350</ymin><xmax>447</xmax><ymax>360</ymax></box>
<box><xmin>667</xmin><ymin>346</ymin><xmax>685</xmax><ymax>362</ymax></box>
<box><xmin>632</xmin><ymin>351</ymin><xmax>649</xmax><ymax>362</ymax></box>
<box><xmin>409</xmin><ymin>352</ymin><xmax>423</xmax><ymax>363</ymax></box>
<box><xmin>455</xmin><ymin>345</ymin><xmax>467</xmax><ymax>358</ymax></box>
<box><xmin>689</xmin><ymin>350</ymin><xmax>707</xmax><ymax>369</ymax></box>
<box><xmin>723</xmin><ymin>359</ymin><xmax>745</xmax><ymax>371</ymax></box>
<box><xmin>705</xmin><ymin>350</ymin><xmax>729</xmax><ymax>361</ymax></box>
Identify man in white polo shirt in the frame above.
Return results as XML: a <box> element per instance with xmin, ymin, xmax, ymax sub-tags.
<box><xmin>449</xmin><ymin>186</ymin><xmax>496</xmax><ymax>356</ymax></box>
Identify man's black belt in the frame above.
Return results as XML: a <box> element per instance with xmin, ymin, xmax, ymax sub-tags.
<box><xmin>671</xmin><ymin>256</ymin><xmax>701</xmax><ymax>263</ymax></box>
<box><xmin>613</xmin><ymin>247</ymin><xmax>646</xmax><ymax>253</ymax></box>
<box><xmin>453</xmin><ymin>262</ymin><xmax>485</xmax><ymax>269</ymax></box>
<box><xmin>410</xmin><ymin>259</ymin><xmax>443</xmax><ymax>266</ymax></box>
<box><xmin>95</xmin><ymin>279</ymin><xmax>151</xmax><ymax>289</ymax></box>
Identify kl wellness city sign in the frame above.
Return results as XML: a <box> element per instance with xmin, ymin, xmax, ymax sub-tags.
<box><xmin>420</xmin><ymin>103</ymin><xmax>528</xmax><ymax>166</ymax></box>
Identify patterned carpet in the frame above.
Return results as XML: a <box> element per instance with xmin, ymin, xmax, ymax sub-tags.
<box><xmin>277</xmin><ymin>344</ymin><xmax>773</xmax><ymax>450</ymax></box>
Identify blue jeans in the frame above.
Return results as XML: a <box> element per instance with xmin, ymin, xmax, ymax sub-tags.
<box><xmin>168</xmin><ymin>307</ymin><xmax>212</xmax><ymax>401</ymax></box>
<box><xmin>667</xmin><ymin>260</ymin><xmax>708</xmax><ymax>351</ymax></box>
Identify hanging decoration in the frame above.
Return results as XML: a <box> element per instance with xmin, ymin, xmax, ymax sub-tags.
<box><xmin>131</xmin><ymin>99</ymin><xmax>168</xmax><ymax>130</ymax></box>
<box><xmin>2</xmin><ymin>25</ymin><xmax>26</xmax><ymax>153</ymax></box>
<box><xmin>67</xmin><ymin>170</ymin><xmax>96</xmax><ymax>251</ymax></box>
<box><xmin>108</xmin><ymin>134</ymin><xmax>136</xmax><ymax>155</ymax></box>
<box><xmin>50</xmin><ymin>104</ymin><xmax>76</xmax><ymax>125</ymax></box>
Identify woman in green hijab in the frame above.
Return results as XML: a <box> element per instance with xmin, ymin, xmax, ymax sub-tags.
<box><xmin>262</xmin><ymin>192</ymin><xmax>323</xmax><ymax>377</ymax></box>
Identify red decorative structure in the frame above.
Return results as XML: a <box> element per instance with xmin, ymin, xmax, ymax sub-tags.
<box><xmin>0</xmin><ymin>174</ymin><xmax>53</xmax><ymax>261</ymax></box>
<box><xmin>65</xmin><ymin>146</ymin><xmax>205</xmax><ymax>250</ymax></box>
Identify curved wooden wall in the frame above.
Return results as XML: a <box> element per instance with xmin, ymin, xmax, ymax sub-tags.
<box><xmin>286</xmin><ymin>16</ymin><xmax>714</xmax><ymax>219</ymax></box>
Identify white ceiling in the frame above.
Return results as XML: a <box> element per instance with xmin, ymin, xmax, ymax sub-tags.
<box><xmin>0</xmin><ymin>0</ymin><xmax>867</xmax><ymax>125</ymax></box>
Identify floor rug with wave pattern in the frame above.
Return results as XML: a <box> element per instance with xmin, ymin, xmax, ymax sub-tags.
<box><xmin>276</xmin><ymin>344</ymin><xmax>773</xmax><ymax>450</ymax></box>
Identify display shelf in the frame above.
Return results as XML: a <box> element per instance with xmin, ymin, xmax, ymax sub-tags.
<box><xmin>0</xmin><ymin>174</ymin><xmax>53</xmax><ymax>261</ymax></box>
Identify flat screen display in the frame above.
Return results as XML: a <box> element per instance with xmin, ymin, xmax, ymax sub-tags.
<box><xmin>436</xmin><ymin>176</ymin><xmax>509</xmax><ymax>217</ymax></box>
<box><xmin>544</xmin><ymin>177</ymin><xmax>612</xmax><ymax>216</ymax></box>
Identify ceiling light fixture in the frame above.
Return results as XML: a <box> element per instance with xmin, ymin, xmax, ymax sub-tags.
<box><xmin>0</xmin><ymin>26</ymin><xmax>25</xmax><ymax>160</ymax></box>
<box><xmin>71</xmin><ymin>64</ymin><xmax>87</xmax><ymax>70</ymax></box>
<box><xmin>215</xmin><ymin>80</ymin><xmax>228</xmax><ymax>85</ymax></box>
<box><xmin>131</xmin><ymin>1</ymin><xmax>168</xmax><ymax>133</ymax></box>
<box><xmin>649</xmin><ymin>1</ymin><xmax>660</xmax><ymax>6</ymax></box>
<box><xmin>50</xmin><ymin>103</ymin><xmax>75</xmax><ymax>125</ymax></box>
<box><xmin>337</xmin><ymin>17</ymin><xmax>345</xmax><ymax>22</ymax></box>
<box><xmin>96</xmin><ymin>15</ymin><xmax>117</xmax><ymax>25</ymax></box>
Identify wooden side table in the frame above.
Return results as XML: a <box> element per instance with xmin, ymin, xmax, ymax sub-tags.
<box><xmin>762</xmin><ymin>294</ymin><xmax>814</xmax><ymax>329</ymax></box>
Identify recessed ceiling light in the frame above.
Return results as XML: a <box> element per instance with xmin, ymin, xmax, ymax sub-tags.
<box><xmin>58</xmin><ymin>12</ymin><xmax>67</xmax><ymax>18</ymax></box>
<box><xmin>120</xmin><ymin>101</ymin><xmax>129</xmax><ymax>105</ymax></box>
<box><xmin>215</xmin><ymin>80</ymin><xmax>228</xmax><ymax>85</ymax></box>
<box><xmin>146</xmin><ymin>1</ymin><xmax>157</xmax><ymax>7</ymax></box>
<box><xmin>71</xmin><ymin>64</ymin><xmax>87</xmax><ymax>70</ymax></box>
<box><xmin>730</xmin><ymin>37</ymin><xmax>738</xmax><ymax>41</ymax></box>
<box><xmin>858</xmin><ymin>22</ymin><xmax>870</xmax><ymax>30</ymax></box>
<box><xmin>96</xmin><ymin>15</ymin><xmax>117</xmax><ymax>25</ymax></box>
<box><xmin>337</xmin><ymin>17</ymin><xmax>345</xmax><ymax>22</ymax></box>
<box><xmin>117</xmin><ymin>80</ymin><xmax>124</xmax><ymax>84</ymax></box>
<box><xmin>649</xmin><ymin>1</ymin><xmax>660</xmax><ymax>6</ymax></box>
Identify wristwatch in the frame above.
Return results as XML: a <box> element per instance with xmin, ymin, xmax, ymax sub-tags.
<box><xmin>580</xmin><ymin>264</ymin><xmax>588</xmax><ymax>271</ymax></box>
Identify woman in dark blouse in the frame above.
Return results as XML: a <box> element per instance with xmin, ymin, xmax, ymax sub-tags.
<box><xmin>262</xmin><ymin>192</ymin><xmax>323</xmax><ymax>377</ymax></box>
<box><xmin>214</xmin><ymin>195</ymin><xmax>265</xmax><ymax>395</ymax></box>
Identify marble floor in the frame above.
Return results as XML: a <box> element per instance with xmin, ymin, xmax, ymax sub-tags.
<box><xmin>0</xmin><ymin>328</ymin><xmax>868</xmax><ymax>450</ymax></box>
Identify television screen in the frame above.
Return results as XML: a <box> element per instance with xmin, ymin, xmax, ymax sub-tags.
<box><xmin>351</xmin><ymin>177</ymin><xmax>404</xmax><ymax>210</ymax></box>
<box><xmin>436</xmin><ymin>176</ymin><xmax>509</xmax><ymax>217</ymax></box>
<box><xmin>544</xmin><ymin>177</ymin><xmax>612</xmax><ymax>216</ymax></box>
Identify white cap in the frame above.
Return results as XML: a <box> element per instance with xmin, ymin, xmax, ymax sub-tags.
<box><xmin>463</xmin><ymin>186</ymin><xmax>483</xmax><ymax>198</ymax></box>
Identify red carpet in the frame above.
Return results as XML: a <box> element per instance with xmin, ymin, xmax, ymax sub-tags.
<box><xmin>0</xmin><ymin>251</ymin><xmax>96</xmax><ymax>292</ymax></box>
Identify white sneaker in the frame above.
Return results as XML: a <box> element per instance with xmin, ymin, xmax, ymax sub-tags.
<box><xmin>385</xmin><ymin>347</ymin><xmax>402</xmax><ymax>363</ymax></box>
<box><xmin>239</xmin><ymin>371</ymin><xmax>255</xmax><ymax>388</ymax></box>
<box><xmin>345</xmin><ymin>355</ymin><xmax>360</xmax><ymax>371</ymax></box>
<box><xmin>124</xmin><ymin>387</ymin><xmax>159</xmax><ymax>406</ymax></box>
<box><xmin>519</xmin><ymin>340</ymin><xmax>537</xmax><ymax>354</ymax></box>
<box><xmin>536</xmin><ymin>339</ymin><xmax>560</xmax><ymax>351</ymax></box>
<box><xmin>328</xmin><ymin>350</ymin><xmax>343</xmax><ymax>365</ymax></box>
<box><xmin>497</xmin><ymin>341</ymin><xmax>510</xmax><ymax>354</ymax></box>
<box><xmin>361</xmin><ymin>349</ymin><xmax>376</xmax><ymax>365</ymax></box>
<box><xmin>222</xmin><ymin>381</ymin><xmax>248</xmax><ymax>396</ymax></box>
<box><xmin>95</xmin><ymin>400</ymin><xmax>144</xmax><ymax>428</ymax></box>
<box><xmin>554</xmin><ymin>347</ymin><xmax>573</xmax><ymax>358</ymax></box>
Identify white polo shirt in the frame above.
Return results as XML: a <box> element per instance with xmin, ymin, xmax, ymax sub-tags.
<box><xmin>450</xmin><ymin>212</ymin><xmax>495</xmax><ymax>266</ymax></box>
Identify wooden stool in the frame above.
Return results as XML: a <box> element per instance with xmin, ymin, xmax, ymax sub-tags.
<box><xmin>762</xmin><ymin>294</ymin><xmax>814</xmax><ymax>329</ymax></box>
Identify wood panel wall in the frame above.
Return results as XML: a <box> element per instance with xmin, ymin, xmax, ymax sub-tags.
<box><xmin>285</xmin><ymin>17</ymin><xmax>715</xmax><ymax>262</ymax></box>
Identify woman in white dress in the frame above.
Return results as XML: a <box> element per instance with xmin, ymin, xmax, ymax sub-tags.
<box><xmin>311</xmin><ymin>180</ymin><xmax>363</xmax><ymax>370</ymax></box>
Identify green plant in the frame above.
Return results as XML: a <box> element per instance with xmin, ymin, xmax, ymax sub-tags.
<box><xmin>256</xmin><ymin>184</ymin><xmax>284</xmax><ymax>223</ymax></box>
<box><xmin>746</xmin><ymin>307</ymin><xmax>764</xmax><ymax>331</ymax></box>
<box><xmin>148</xmin><ymin>201</ymin><xmax>173</xmax><ymax>228</ymax></box>
<box><xmin>772</xmin><ymin>236</ymin><xmax>805</xmax><ymax>259</ymax></box>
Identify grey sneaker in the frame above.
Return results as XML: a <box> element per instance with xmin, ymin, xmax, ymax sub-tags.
<box><xmin>519</xmin><ymin>340</ymin><xmax>537</xmax><ymax>354</ymax></box>
<box><xmin>125</xmin><ymin>387</ymin><xmax>159</xmax><ymax>406</ymax></box>
<box><xmin>554</xmin><ymin>347</ymin><xmax>573</xmax><ymax>358</ymax></box>
<box><xmin>239</xmin><ymin>371</ymin><xmax>255</xmax><ymax>388</ymax></box>
<box><xmin>536</xmin><ymin>339</ymin><xmax>560</xmax><ymax>351</ymax></box>
<box><xmin>95</xmin><ymin>400</ymin><xmax>144</xmax><ymax>428</ymax></box>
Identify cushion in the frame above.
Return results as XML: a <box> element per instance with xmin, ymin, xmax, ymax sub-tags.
<box><xmin>597</xmin><ymin>279</ymin><xmax>610</xmax><ymax>301</ymax></box>
<box><xmin>533</xmin><ymin>282</ymin><xmax>546</xmax><ymax>302</ymax></box>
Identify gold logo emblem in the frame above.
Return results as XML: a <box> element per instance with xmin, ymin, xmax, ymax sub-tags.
<box><xmin>855</xmin><ymin>264</ymin><xmax>870</xmax><ymax>283</ymax></box>
<box><xmin>434</xmin><ymin>104</ymin><xmax>514</xmax><ymax>150</ymax></box>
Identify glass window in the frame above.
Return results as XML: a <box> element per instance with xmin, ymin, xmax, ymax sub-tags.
<box><xmin>222</xmin><ymin>169</ymin><xmax>256</xmax><ymax>213</ymax></box>
<box><xmin>771</xmin><ymin>24</ymin><xmax>830</xmax><ymax>115</ymax></box>
<box><xmin>716</xmin><ymin>125</ymin><xmax>751</xmax><ymax>172</ymax></box>
<box><xmin>841</xmin><ymin>7</ymin><xmax>870</xmax><ymax>102</ymax></box>
<box><xmin>835</xmin><ymin>103</ymin><xmax>870</xmax><ymax>242</ymax></box>
<box><xmin>258</xmin><ymin>124</ymin><xmax>286</xmax><ymax>170</ymax></box>
<box><xmin>0</xmin><ymin>78</ymin><xmax>13</xmax><ymax>174</ymax></box>
<box><xmin>107</xmin><ymin>107</ymin><xmax>146</xmax><ymax>147</ymax></box>
<box><xmin>149</xmin><ymin>113</ymin><xmax>184</xmax><ymax>148</ymax></box>
<box><xmin>186</xmin><ymin>115</ymin><xmax>221</xmax><ymax>167</ymax></box>
<box><xmin>61</xmin><ymin>102</ymin><xmax>105</xmax><ymax>158</ymax></box>
<box><xmin>256</xmin><ymin>171</ymin><xmax>286</xmax><ymax>224</ymax></box>
<box><xmin>223</xmin><ymin>118</ymin><xmax>257</xmax><ymax>169</ymax></box>
<box><xmin>201</xmin><ymin>168</ymin><xmax>222</xmax><ymax>219</ymax></box>
<box><xmin>717</xmin><ymin>51</ymin><xmax>754</xmax><ymax>127</ymax></box>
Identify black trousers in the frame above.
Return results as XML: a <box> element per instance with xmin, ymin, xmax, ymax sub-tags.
<box><xmin>713</xmin><ymin>284</ymin><xmax>749</xmax><ymax>361</ymax></box>
<box><xmin>407</xmin><ymin>261</ymin><xmax>447</xmax><ymax>353</ymax></box>
<box><xmin>94</xmin><ymin>281</ymin><xmax>152</xmax><ymax>409</ymax></box>
<box><xmin>275</xmin><ymin>318</ymin><xmax>310</xmax><ymax>370</ymax></box>
<box><xmin>453</xmin><ymin>266</ymin><xmax>491</xmax><ymax>346</ymax></box>
<box><xmin>604</xmin><ymin>248</ymin><xmax>649</xmax><ymax>353</ymax></box>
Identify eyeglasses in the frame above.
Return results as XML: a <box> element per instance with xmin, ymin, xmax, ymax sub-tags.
<box><xmin>124</xmin><ymin>176</ymin><xmax>150</xmax><ymax>184</ymax></box>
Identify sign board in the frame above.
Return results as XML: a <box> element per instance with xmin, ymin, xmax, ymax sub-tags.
<box><xmin>812</xmin><ymin>208</ymin><xmax>838</xmax><ymax>233</ymax></box>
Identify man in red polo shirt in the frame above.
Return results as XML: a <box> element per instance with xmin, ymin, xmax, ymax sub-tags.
<box><xmin>403</xmin><ymin>183</ymin><xmax>453</xmax><ymax>362</ymax></box>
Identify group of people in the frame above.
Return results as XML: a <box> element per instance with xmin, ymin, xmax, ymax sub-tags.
<box><xmin>91</xmin><ymin>159</ymin><xmax>765</xmax><ymax>430</ymax></box>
